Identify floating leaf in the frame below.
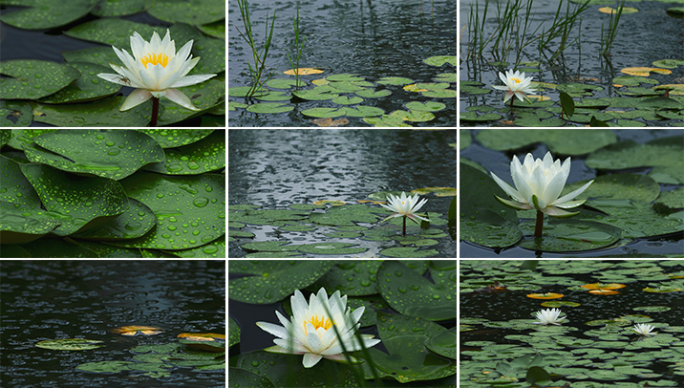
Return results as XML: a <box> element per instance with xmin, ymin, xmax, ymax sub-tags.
<box><xmin>147</xmin><ymin>0</ymin><xmax>224</xmax><ymax>25</ymax></box>
<box><xmin>0</xmin><ymin>0</ymin><xmax>96</xmax><ymax>29</ymax></box>
<box><xmin>246</xmin><ymin>103</ymin><xmax>294</xmax><ymax>114</ymax></box>
<box><xmin>283</xmin><ymin>68</ymin><xmax>324</xmax><ymax>75</ymax></box>
<box><xmin>111</xmin><ymin>326</ymin><xmax>163</xmax><ymax>336</ymax></box>
<box><xmin>0</xmin><ymin>60</ymin><xmax>81</xmax><ymax>100</ymax></box>
<box><xmin>621</xmin><ymin>67</ymin><xmax>672</xmax><ymax>77</ymax></box>
<box><xmin>36</xmin><ymin>338</ymin><xmax>103</xmax><ymax>351</ymax></box>
<box><xmin>424</xmin><ymin>56</ymin><xmax>457</xmax><ymax>67</ymax></box>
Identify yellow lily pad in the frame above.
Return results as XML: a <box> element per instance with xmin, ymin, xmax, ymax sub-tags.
<box><xmin>403</xmin><ymin>84</ymin><xmax>428</xmax><ymax>92</ymax></box>
<box><xmin>111</xmin><ymin>326</ymin><xmax>163</xmax><ymax>336</ymax></box>
<box><xmin>621</xmin><ymin>67</ymin><xmax>672</xmax><ymax>76</ymax></box>
<box><xmin>284</xmin><ymin>68</ymin><xmax>324</xmax><ymax>76</ymax></box>
<box><xmin>599</xmin><ymin>6</ymin><xmax>638</xmax><ymax>14</ymax></box>
<box><xmin>313</xmin><ymin>200</ymin><xmax>346</xmax><ymax>206</ymax></box>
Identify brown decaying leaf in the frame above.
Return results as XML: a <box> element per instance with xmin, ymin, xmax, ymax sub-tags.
<box><xmin>312</xmin><ymin>118</ymin><xmax>349</xmax><ymax>127</ymax></box>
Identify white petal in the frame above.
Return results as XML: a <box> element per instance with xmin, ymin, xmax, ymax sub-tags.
<box><xmin>120</xmin><ymin>89</ymin><xmax>152</xmax><ymax>111</ymax></box>
<box><xmin>273</xmin><ymin>338</ymin><xmax>308</xmax><ymax>353</ymax></box>
<box><xmin>302</xmin><ymin>353</ymin><xmax>323</xmax><ymax>368</ymax></box>
<box><xmin>256</xmin><ymin>321</ymin><xmax>289</xmax><ymax>339</ymax></box>
<box><xmin>305</xmin><ymin>324</ymin><xmax>323</xmax><ymax>353</ymax></box>
<box><xmin>98</xmin><ymin>73</ymin><xmax>131</xmax><ymax>87</ymax></box>
<box><xmin>163</xmin><ymin>88</ymin><xmax>200</xmax><ymax>111</ymax></box>
<box><xmin>491</xmin><ymin>172</ymin><xmax>524</xmax><ymax>203</ymax></box>
<box><xmin>554</xmin><ymin>180</ymin><xmax>593</xmax><ymax>205</ymax></box>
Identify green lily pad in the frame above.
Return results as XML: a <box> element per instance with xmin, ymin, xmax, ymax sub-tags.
<box><xmin>460</xmin><ymin>129</ymin><xmax>472</xmax><ymax>149</ymax></box>
<box><xmin>0</xmin><ymin>0</ymin><xmax>96</xmax><ymax>29</ymax></box>
<box><xmin>424</xmin><ymin>56</ymin><xmax>457</xmax><ymax>67</ymax></box>
<box><xmin>476</xmin><ymin>128</ymin><xmax>618</xmax><ymax>155</ymax></box>
<box><xmin>65</xmin><ymin>19</ymin><xmax>200</xmax><ymax>50</ymax></box>
<box><xmin>292</xmin><ymin>88</ymin><xmax>339</xmax><ymax>100</ymax></box>
<box><xmin>565</xmin><ymin>173</ymin><xmax>660</xmax><ymax>203</ymax></box>
<box><xmin>168</xmin><ymin>237</ymin><xmax>224</xmax><ymax>258</ymax></box>
<box><xmin>229</xmin><ymin>316</ymin><xmax>240</xmax><ymax>348</ymax></box>
<box><xmin>36</xmin><ymin>338</ymin><xmax>104</xmax><ymax>351</ymax></box>
<box><xmin>300</xmin><ymin>107</ymin><xmax>346</xmax><ymax>118</ymax></box>
<box><xmin>308</xmin><ymin>204</ymin><xmax>379</xmax><ymax>226</ymax></box>
<box><xmin>655</xmin><ymin>188</ymin><xmax>684</xmax><ymax>209</ymax></box>
<box><xmin>39</xmin><ymin>62</ymin><xmax>121</xmax><ymax>104</ymax></box>
<box><xmin>61</xmin><ymin>46</ymin><xmax>122</xmax><ymax>67</ymax></box>
<box><xmin>386</xmin><ymin>110</ymin><xmax>435</xmax><ymax>122</ymax></box>
<box><xmin>157</xmin><ymin>76</ymin><xmax>225</xmax><ymax>125</ymax></box>
<box><xmin>357</xmin><ymin>312</ymin><xmax>456</xmax><ymax>383</ymax></box>
<box><xmin>332</xmin><ymin>96</ymin><xmax>364</xmax><ymax>105</ymax></box>
<box><xmin>295</xmin><ymin>242</ymin><xmax>367</xmax><ymax>255</ymax></box>
<box><xmin>266</xmin><ymin>78</ymin><xmax>306</xmax><ymax>89</ymax></box>
<box><xmin>653</xmin><ymin>59</ymin><xmax>684</xmax><ymax>69</ymax></box>
<box><xmin>354</xmin><ymin>89</ymin><xmax>392</xmax><ymax>98</ymax></box>
<box><xmin>252</xmin><ymin>92</ymin><xmax>290</xmax><ymax>101</ymax></box>
<box><xmin>189</xmin><ymin>37</ymin><xmax>225</xmax><ymax>74</ymax></box>
<box><xmin>71</xmin><ymin>198</ymin><xmax>156</xmax><ymax>241</ymax></box>
<box><xmin>91</xmin><ymin>0</ymin><xmax>148</xmax><ymax>17</ymax></box>
<box><xmin>612</xmin><ymin>76</ymin><xmax>660</xmax><ymax>86</ymax></box>
<box><xmin>586</xmin><ymin>138</ymin><xmax>684</xmax><ymax>184</ymax></box>
<box><xmin>144</xmin><ymin>130</ymin><xmax>224</xmax><ymax>175</ymax></box>
<box><xmin>32</xmin><ymin>96</ymin><xmax>153</xmax><ymax>127</ymax></box>
<box><xmin>460</xmin><ymin>163</ymin><xmax>522</xmax><ymax>248</ymax></box>
<box><xmin>406</xmin><ymin>101</ymin><xmax>447</xmax><ymax>112</ymax></box>
<box><xmin>308</xmin><ymin>260</ymin><xmax>427</xmax><ymax>296</ymax></box>
<box><xmin>147</xmin><ymin>0</ymin><xmax>224</xmax><ymax>25</ymax></box>
<box><xmin>136</xmin><ymin>129</ymin><xmax>214</xmax><ymax>148</ymax></box>
<box><xmin>25</xmin><ymin>129</ymin><xmax>165</xmax><ymax>180</ymax></box>
<box><xmin>20</xmin><ymin>163</ymin><xmax>128</xmax><ymax>236</ymax></box>
<box><xmin>343</xmin><ymin>106</ymin><xmax>385</xmax><ymax>117</ymax></box>
<box><xmin>197</xmin><ymin>20</ymin><xmax>225</xmax><ymax>39</ymax></box>
<box><xmin>425</xmin><ymin>327</ymin><xmax>456</xmax><ymax>359</ymax></box>
<box><xmin>246</xmin><ymin>103</ymin><xmax>294</xmax><ymax>114</ymax></box>
<box><xmin>76</xmin><ymin>361</ymin><xmax>135</xmax><ymax>373</ymax></box>
<box><xmin>0</xmin><ymin>60</ymin><xmax>81</xmax><ymax>100</ymax></box>
<box><xmin>0</xmin><ymin>100</ymin><xmax>32</xmax><ymax>127</ymax></box>
<box><xmin>0</xmin><ymin>201</ymin><xmax>62</xmax><ymax>244</ymax></box>
<box><xmin>377</xmin><ymin>261</ymin><xmax>456</xmax><ymax>320</ymax></box>
<box><xmin>421</xmin><ymin>89</ymin><xmax>457</xmax><ymax>98</ymax></box>
<box><xmin>109</xmin><ymin>171</ymin><xmax>225</xmax><ymax>250</ymax></box>
<box><xmin>518</xmin><ymin>219</ymin><xmax>621</xmax><ymax>252</ymax></box>
<box><xmin>376</xmin><ymin>77</ymin><xmax>413</xmax><ymax>85</ymax></box>
<box><xmin>229</xmin><ymin>261</ymin><xmax>334</xmax><ymax>304</ymax></box>
<box><xmin>379</xmin><ymin>247</ymin><xmax>440</xmax><ymax>257</ymax></box>
<box><xmin>460</xmin><ymin>111</ymin><xmax>503</xmax><ymax>122</ymax></box>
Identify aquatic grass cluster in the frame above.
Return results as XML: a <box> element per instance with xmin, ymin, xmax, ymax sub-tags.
<box><xmin>234</xmin><ymin>0</ymin><xmax>277</xmax><ymax>97</ymax></box>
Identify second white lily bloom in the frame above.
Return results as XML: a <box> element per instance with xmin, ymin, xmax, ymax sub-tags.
<box><xmin>491</xmin><ymin>151</ymin><xmax>593</xmax><ymax>217</ymax></box>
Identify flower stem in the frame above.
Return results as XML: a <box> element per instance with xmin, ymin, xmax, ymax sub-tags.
<box><xmin>402</xmin><ymin>216</ymin><xmax>406</xmax><ymax>236</ymax></box>
<box><xmin>534</xmin><ymin>210</ymin><xmax>544</xmax><ymax>238</ymax></box>
<box><xmin>150</xmin><ymin>97</ymin><xmax>159</xmax><ymax>127</ymax></box>
<box><xmin>509</xmin><ymin>98</ymin><xmax>514</xmax><ymax>109</ymax></box>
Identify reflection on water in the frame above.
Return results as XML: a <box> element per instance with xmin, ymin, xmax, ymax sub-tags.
<box><xmin>0</xmin><ymin>260</ymin><xmax>225</xmax><ymax>388</ymax></box>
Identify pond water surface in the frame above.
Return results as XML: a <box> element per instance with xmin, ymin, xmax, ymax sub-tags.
<box><xmin>0</xmin><ymin>260</ymin><xmax>225</xmax><ymax>388</ymax></box>
<box><xmin>459</xmin><ymin>0</ymin><xmax>684</xmax><ymax>127</ymax></box>
<box><xmin>229</xmin><ymin>0</ymin><xmax>457</xmax><ymax>127</ymax></box>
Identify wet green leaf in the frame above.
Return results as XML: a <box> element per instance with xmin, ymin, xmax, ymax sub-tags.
<box><xmin>147</xmin><ymin>0</ymin><xmax>224</xmax><ymax>25</ymax></box>
<box><xmin>38</xmin><ymin>62</ymin><xmax>120</xmax><ymax>104</ymax></box>
<box><xmin>0</xmin><ymin>0</ymin><xmax>96</xmax><ymax>29</ymax></box>
<box><xmin>0</xmin><ymin>100</ymin><xmax>32</xmax><ymax>127</ymax></box>
<box><xmin>424</xmin><ymin>56</ymin><xmax>457</xmax><ymax>67</ymax></box>
<box><xmin>518</xmin><ymin>219</ymin><xmax>621</xmax><ymax>252</ymax></box>
<box><xmin>144</xmin><ymin>130</ymin><xmax>224</xmax><ymax>175</ymax></box>
<box><xmin>25</xmin><ymin>129</ymin><xmax>165</xmax><ymax>180</ymax></box>
<box><xmin>0</xmin><ymin>60</ymin><xmax>81</xmax><ymax>100</ymax></box>
<box><xmin>246</xmin><ymin>103</ymin><xmax>294</xmax><ymax>114</ymax></box>
<box><xmin>33</xmin><ymin>96</ymin><xmax>153</xmax><ymax>127</ymax></box>
<box><xmin>477</xmin><ymin>128</ymin><xmax>618</xmax><ymax>155</ymax></box>
<box><xmin>36</xmin><ymin>338</ymin><xmax>103</xmax><ymax>351</ymax></box>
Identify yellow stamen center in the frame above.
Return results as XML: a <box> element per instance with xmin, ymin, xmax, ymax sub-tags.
<box><xmin>141</xmin><ymin>53</ymin><xmax>169</xmax><ymax>68</ymax></box>
<box><xmin>305</xmin><ymin>315</ymin><xmax>333</xmax><ymax>332</ymax></box>
<box><xmin>513</xmin><ymin>77</ymin><xmax>521</xmax><ymax>84</ymax></box>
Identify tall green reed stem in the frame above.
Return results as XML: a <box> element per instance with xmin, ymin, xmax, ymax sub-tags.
<box><xmin>235</xmin><ymin>0</ymin><xmax>276</xmax><ymax>97</ymax></box>
<box><xmin>287</xmin><ymin>2</ymin><xmax>306</xmax><ymax>90</ymax></box>
<box><xmin>600</xmin><ymin>0</ymin><xmax>625</xmax><ymax>57</ymax></box>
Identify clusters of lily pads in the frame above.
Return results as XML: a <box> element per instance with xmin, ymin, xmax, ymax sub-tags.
<box><xmin>460</xmin><ymin>260</ymin><xmax>684</xmax><ymax>387</ymax></box>
<box><xmin>229</xmin><ymin>56</ymin><xmax>456</xmax><ymax>127</ymax></box>
<box><xmin>460</xmin><ymin>129</ymin><xmax>684</xmax><ymax>256</ymax></box>
<box><xmin>0</xmin><ymin>129</ymin><xmax>225</xmax><ymax>258</ymax></box>
<box><xmin>35</xmin><ymin>328</ymin><xmax>224</xmax><ymax>379</ymax></box>
<box><xmin>229</xmin><ymin>188</ymin><xmax>456</xmax><ymax>258</ymax></box>
<box><xmin>0</xmin><ymin>0</ymin><xmax>225</xmax><ymax>127</ymax></box>
<box><xmin>461</xmin><ymin>60</ymin><xmax>684</xmax><ymax>127</ymax></box>
<box><xmin>229</xmin><ymin>260</ymin><xmax>456</xmax><ymax>386</ymax></box>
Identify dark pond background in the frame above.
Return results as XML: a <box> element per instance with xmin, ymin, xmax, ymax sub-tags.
<box><xmin>0</xmin><ymin>260</ymin><xmax>225</xmax><ymax>388</ymax></box>
<box><xmin>461</xmin><ymin>260</ymin><xmax>684</xmax><ymax>384</ymax></box>
<box><xmin>228</xmin><ymin>128</ymin><xmax>457</xmax><ymax>258</ymax></box>
<box><xmin>459</xmin><ymin>0</ymin><xmax>684</xmax><ymax>126</ymax></box>
<box><xmin>228</xmin><ymin>0</ymin><xmax>457</xmax><ymax>127</ymax></box>
<box><xmin>460</xmin><ymin>128</ymin><xmax>684</xmax><ymax>258</ymax></box>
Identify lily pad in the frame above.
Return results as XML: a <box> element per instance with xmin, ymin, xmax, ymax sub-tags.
<box><xmin>229</xmin><ymin>261</ymin><xmax>334</xmax><ymax>304</ymax></box>
<box><xmin>246</xmin><ymin>103</ymin><xmax>294</xmax><ymax>114</ymax></box>
<box><xmin>0</xmin><ymin>60</ymin><xmax>81</xmax><ymax>100</ymax></box>
<box><xmin>36</xmin><ymin>338</ymin><xmax>103</xmax><ymax>351</ymax></box>
<box><xmin>33</xmin><ymin>96</ymin><xmax>153</xmax><ymax>127</ymax></box>
<box><xmin>476</xmin><ymin>128</ymin><xmax>618</xmax><ymax>155</ymax></box>
<box><xmin>424</xmin><ymin>56</ymin><xmax>457</xmax><ymax>67</ymax></box>
<box><xmin>147</xmin><ymin>0</ymin><xmax>225</xmax><ymax>25</ymax></box>
<box><xmin>39</xmin><ymin>62</ymin><xmax>121</xmax><ymax>104</ymax></box>
<box><xmin>0</xmin><ymin>100</ymin><xmax>32</xmax><ymax>127</ymax></box>
<box><xmin>0</xmin><ymin>0</ymin><xmax>96</xmax><ymax>30</ymax></box>
<box><xmin>518</xmin><ymin>219</ymin><xmax>622</xmax><ymax>252</ymax></box>
<box><xmin>109</xmin><ymin>171</ymin><xmax>225</xmax><ymax>250</ymax></box>
<box><xmin>144</xmin><ymin>130</ymin><xmax>224</xmax><ymax>175</ymax></box>
<box><xmin>25</xmin><ymin>129</ymin><xmax>165</xmax><ymax>180</ymax></box>
<box><xmin>295</xmin><ymin>242</ymin><xmax>367</xmax><ymax>255</ymax></box>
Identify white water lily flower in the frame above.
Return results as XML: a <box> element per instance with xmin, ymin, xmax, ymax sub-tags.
<box><xmin>98</xmin><ymin>29</ymin><xmax>216</xmax><ymax>111</ymax></box>
<box><xmin>532</xmin><ymin>308</ymin><xmax>565</xmax><ymax>325</ymax></box>
<box><xmin>380</xmin><ymin>192</ymin><xmax>428</xmax><ymax>224</ymax></box>
<box><xmin>491</xmin><ymin>151</ymin><xmax>593</xmax><ymax>217</ymax></box>
<box><xmin>492</xmin><ymin>69</ymin><xmax>535</xmax><ymax>103</ymax></box>
<box><xmin>632</xmin><ymin>323</ymin><xmax>657</xmax><ymax>336</ymax></box>
<box><xmin>256</xmin><ymin>287</ymin><xmax>381</xmax><ymax>368</ymax></box>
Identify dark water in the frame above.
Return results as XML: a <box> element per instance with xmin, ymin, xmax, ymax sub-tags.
<box><xmin>460</xmin><ymin>129</ymin><xmax>684</xmax><ymax>258</ymax></box>
<box><xmin>0</xmin><ymin>260</ymin><xmax>226</xmax><ymax>388</ymax></box>
<box><xmin>228</xmin><ymin>0</ymin><xmax>457</xmax><ymax>127</ymax></box>
<box><xmin>460</xmin><ymin>0</ymin><xmax>684</xmax><ymax>125</ymax></box>
<box><xmin>228</xmin><ymin>128</ymin><xmax>457</xmax><ymax>257</ymax></box>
